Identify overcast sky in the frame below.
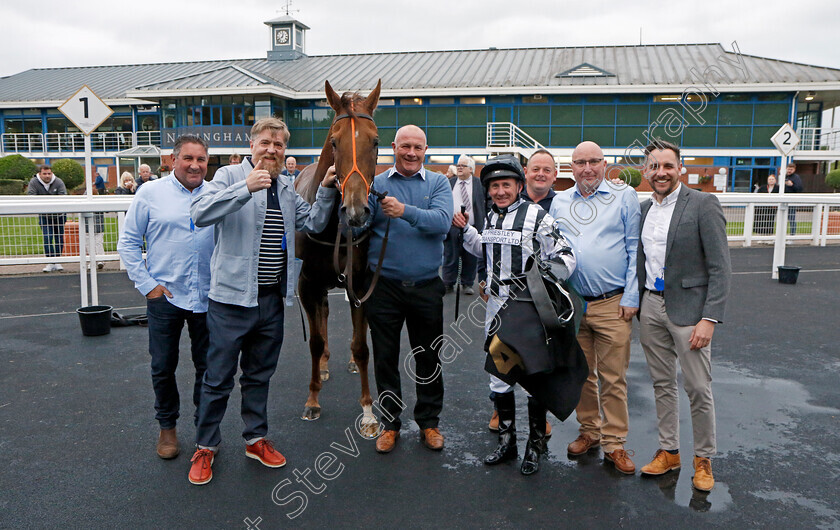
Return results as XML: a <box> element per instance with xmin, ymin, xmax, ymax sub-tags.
<box><xmin>2</xmin><ymin>0</ymin><xmax>839</xmax><ymax>79</ymax></box>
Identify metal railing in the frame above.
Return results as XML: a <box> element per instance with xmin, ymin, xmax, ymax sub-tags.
<box><xmin>795</xmin><ymin>127</ymin><xmax>840</xmax><ymax>152</ymax></box>
<box><xmin>486</xmin><ymin>122</ymin><xmax>546</xmax><ymax>154</ymax></box>
<box><xmin>1</xmin><ymin>131</ymin><xmax>161</xmax><ymax>155</ymax></box>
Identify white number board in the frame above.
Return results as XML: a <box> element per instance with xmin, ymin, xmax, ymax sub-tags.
<box><xmin>771</xmin><ymin>123</ymin><xmax>800</xmax><ymax>156</ymax></box>
<box><xmin>58</xmin><ymin>85</ymin><xmax>113</xmax><ymax>135</ymax></box>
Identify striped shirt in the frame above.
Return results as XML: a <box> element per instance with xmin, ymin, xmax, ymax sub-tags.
<box><xmin>464</xmin><ymin>199</ymin><xmax>575</xmax><ymax>299</ymax></box>
<box><xmin>258</xmin><ymin>195</ymin><xmax>286</xmax><ymax>286</ymax></box>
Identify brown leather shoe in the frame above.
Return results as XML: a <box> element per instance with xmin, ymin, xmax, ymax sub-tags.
<box><xmin>157</xmin><ymin>427</ymin><xmax>180</xmax><ymax>459</ymax></box>
<box><xmin>375</xmin><ymin>430</ymin><xmax>399</xmax><ymax>453</ymax></box>
<box><xmin>488</xmin><ymin>410</ymin><xmax>499</xmax><ymax>432</ymax></box>
<box><xmin>604</xmin><ymin>448</ymin><xmax>636</xmax><ymax>474</ymax></box>
<box><xmin>692</xmin><ymin>456</ymin><xmax>715</xmax><ymax>491</ymax></box>
<box><xmin>567</xmin><ymin>433</ymin><xmax>600</xmax><ymax>456</ymax></box>
<box><xmin>641</xmin><ymin>449</ymin><xmax>681</xmax><ymax>475</ymax></box>
<box><xmin>420</xmin><ymin>427</ymin><xmax>444</xmax><ymax>451</ymax></box>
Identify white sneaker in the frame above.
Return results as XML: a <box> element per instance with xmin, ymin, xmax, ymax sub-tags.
<box><xmin>53</xmin><ymin>263</ymin><xmax>64</xmax><ymax>271</ymax></box>
<box><xmin>42</xmin><ymin>263</ymin><xmax>54</xmax><ymax>273</ymax></box>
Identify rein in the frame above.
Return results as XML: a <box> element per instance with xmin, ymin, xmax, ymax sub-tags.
<box><xmin>328</xmin><ymin>111</ymin><xmax>389</xmax><ymax>308</ymax></box>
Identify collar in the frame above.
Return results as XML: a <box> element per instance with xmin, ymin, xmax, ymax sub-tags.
<box><xmin>169</xmin><ymin>173</ymin><xmax>204</xmax><ymax>194</ymax></box>
<box><xmin>573</xmin><ymin>177</ymin><xmax>610</xmax><ymax>199</ymax></box>
<box><xmin>387</xmin><ymin>166</ymin><xmax>426</xmax><ymax>180</ymax></box>
<box><xmin>522</xmin><ymin>187</ymin><xmax>555</xmax><ymax>202</ymax></box>
<box><xmin>652</xmin><ymin>183</ymin><xmax>682</xmax><ymax>206</ymax></box>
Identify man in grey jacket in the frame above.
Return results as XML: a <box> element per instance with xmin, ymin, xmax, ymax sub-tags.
<box><xmin>636</xmin><ymin>139</ymin><xmax>731</xmax><ymax>493</ymax></box>
<box><xmin>187</xmin><ymin>118</ymin><xmax>337</xmax><ymax>485</ymax></box>
<box><xmin>27</xmin><ymin>165</ymin><xmax>67</xmax><ymax>272</ymax></box>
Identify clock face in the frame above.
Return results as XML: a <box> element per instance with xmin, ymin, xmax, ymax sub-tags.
<box><xmin>275</xmin><ymin>28</ymin><xmax>290</xmax><ymax>46</ymax></box>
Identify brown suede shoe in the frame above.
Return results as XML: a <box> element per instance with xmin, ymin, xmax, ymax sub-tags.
<box><xmin>692</xmin><ymin>456</ymin><xmax>715</xmax><ymax>491</ymax></box>
<box><xmin>375</xmin><ymin>430</ymin><xmax>399</xmax><ymax>454</ymax></box>
<box><xmin>156</xmin><ymin>427</ymin><xmax>180</xmax><ymax>459</ymax></box>
<box><xmin>567</xmin><ymin>433</ymin><xmax>600</xmax><ymax>456</ymax></box>
<box><xmin>641</xmin><ymin>449</ymin><xmax>681</xmax><ymax>475</ymax></box>
<box><xmin>488</xmin><ymin>410</ymin><xmax>499</xmax><ymax>432</ymax></box>
<box><xmin>604</xmin><ymin>448</ymin><xmax>636</xmax><ymax>474</ymax></box>
<box><xmin>420</xmin><ymin>427</ymin><xmax>444</xmax><ymax>451</ymax></box>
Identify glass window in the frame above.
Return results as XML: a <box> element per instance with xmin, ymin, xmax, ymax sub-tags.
<box><xmin>288</xmin><ymin>129</ymin><xmax>311</xmax><ymax>148</ymax></box>
<box><xmin>378</xmin><ymin>127</ymin><xmax>396</xmax><ymax>145</ymax></box>
<box><xmin>620</xmin><ymin>94</ymin><xmax>649</xmax><ymax>103</ymax></box>
<box><xmin>718</xmin><ymin>127</ymin><xmax>751</xmax><ymax>147</ymax></box>
<box><xmin>682</xmin><ymin>127</ymin><xmax>716</xmax><ymax>147</ymax></box>
<box><xmin>653</xmin><ymin>95</ymin><xmax>683</xmax><ymax>103</ymax></box>
<box><xmin>616</xmin><ymin>105</ymin><xmax>649</xmax><ymax>125</ymax></box>
<box><xmin>519</xmin><ymin>106</ymin><xmax>550</xmax><ymax>125</ymax></box>
<box><xmin>721</xmin><ymin>94</ymin><xmax>750</xmax><ymax>101</ymax></box>
<box><xmin>752</xmin><ymin>127</ymin><xmax>779</xmax><ymax>148</ymax></box>
<box><xmin>586</xmin><ymin>95</ymin><xmax>616</xmax><ymax>103</ymax></box>
<box><xmin>490</xmin><ymin>96</ymin><xmax>514</xmax><ymax>103</ymax></box>
<box><xmin>583</xmin><ymin>105</ymin><xmax>615</xmax><ymax>126</ymax></box>
<box><xmin>456</xmin><ymin>127</ymin><xmax>485</xmax><ymax>146</ymax></box>
<box><xmin>46</xmin><ymin>118</ymin><xmax>67</xmax><ymax>134</ymax></box>
<box><xmin>313</xmin><ymin>128</ymin><xmax>328</xmax><ymax>147</ymax></box>
<box><xmin>428</xmin><ymin>97</ymin><xmax>455</xmax><ymax>105</ymax></box>
<box><xmin>615</xmin><ymin>127</ymin><xmax>641</xmax><ymax>147</ymax></box>
<box><xmin>550</xmin><ymin>127</ymin><xmax>581</xmax><ymax>146</ymax></box>
<box><xmin>460</xmin><ymin>97</ymin><xmax>486</xmax><ymax>105</ymax></box>
<box><xmin>374</xmin><ymin>107</ymin><xmax>396</xmax><ymax>126</ymax></box>
<box><xmin>458</xmin><ymin>107</ymin><xmax>488</xmax><ymax>126</ymax></box>
<box><xmin>494</xmin><ymin>107</ymin><xmax>512</xmax><ymax>123</ymax></box>
<box><xmin>718</xmin><ymin>104</ymin><xmax>753</xmax><ymax>125</ymax></box>
<box><xmin>551</xmin><ymin>95</ymin><xmax>581</xmax><ymax>103</ymax></box>
<box><xmin>287</xmin><ymin>108</ymin><xmax>312</xmax><ymax>128</ymax></box>
<box><xmin>399</xmin><ymin>98</ymin><xmax>423</xmax><ymax>106</ymax></box>
<box><xmin>757</xmin><ymin>93</ymin><xmax>789</xmax><ymax>101</ymax></box>
<box><xmin>427</xmin><ymin>107</ymin><xmax>456</xmax><ymax>126</ymax></box>
<box><xmin>222</xmin><ymin>107</ymin><xmax>233</xmax><ymax>126</ymax></box>
<box><xmin>426</xmin><ymin>127</ymin><xmax>456</xmax><ymax>146</ymax></box>
<box><xmin>398</xmin><ymin>107</ymin><xmax>425</xmax><ymax>126</ymax></box>
<box><xmin>522</xmin><ymin>95</ymin><xmax>548</xmax><ymax>104</ymax></box>
<box><xmin>753</xmin><ymin>104</ymin><xmax>789</xmax><ymax>125</ymax></box>
<box><xmin>377</xmin><ymin>99</ymin><xmax>395</xmax><ymax>106</ymax></box>
<box><xmin>312</xmin><ymin>108</ymin><xmax>333</xmax><ymax>128</ymax></box>
<box><xmin>528</xmin><ymin>126</ymin><xmax>550</xmax><ymax>145</ymax></box>
<box><xmin>551</xmin><ymin>105</ymin><xmax>582</xmax><ymax>126</ymax></box>
<box><xmin>139</xmin><ymin>115</ymin><xmax>160</xmax><ymax>131</ymax></box>
<box><xmin>582</xmin><ymin>126</ymin><xmax>614</xmax><ymax>146</ymax></box>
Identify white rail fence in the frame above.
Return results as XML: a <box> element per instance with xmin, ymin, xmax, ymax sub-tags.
<box><xmin>0</xmin><ymin>131</ymin><xmax>161</xmax><ymax>155</ymax></box>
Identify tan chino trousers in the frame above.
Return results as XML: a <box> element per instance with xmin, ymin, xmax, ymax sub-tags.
<box><xmin>639</xmin><ymin>291</ymin><xmax>716</xmax><ymax>458</ymax></box>
<box><xmin>574</xmin><ymin>294</ymin><xmax>632</xmax><ymax>452</ymax></box>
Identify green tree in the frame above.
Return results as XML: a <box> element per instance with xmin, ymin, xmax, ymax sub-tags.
<box><xmin>617</xmin><ymin>167</ymin><xmax>642</xmax><ymax>188</ymax></box>
<box><xmin>51</xmin><ymin>159</ymin><xmax>85</xmax><ymax>191</ymax></box>
<box><xmin>0</xmin><ymin>154</ymin><xmax>37</xmax><ymax>181</ymax></box>
<box><xmin>0</xmin><ymin>179</ymin><xmax>26</xmax><ymax>195</ymax></box>
<box><xmin>826</xmin><ymin>169</ymin><xmax>840</xmax><ymax>192</ymax></box>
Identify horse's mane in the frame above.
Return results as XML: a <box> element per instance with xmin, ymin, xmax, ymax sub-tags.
<box><xmin>294</xmin><ymin>91</ymin><xmax>367</xmax><ymax>204</ymax></box>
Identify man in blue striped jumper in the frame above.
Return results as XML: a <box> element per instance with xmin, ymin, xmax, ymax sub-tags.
<box><xmin>365</xmin><ymin>125</ymin><xmax>454</xmax><ymax>454</ymax></box>
<box><xmin>187</xmin><ymin>118</ymin><xmax>337</xmax><ymax>485</ymax></box>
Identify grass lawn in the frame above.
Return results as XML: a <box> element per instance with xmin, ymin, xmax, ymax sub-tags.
<box><xmin>0</xmin><ymin>215</ymin><xmax>119</xmax><ymax>256</ymax></box>
<box><xmin>726</xmin><ymin>220</ymin><xmax>813</xmax><ymax>236</ymax></box>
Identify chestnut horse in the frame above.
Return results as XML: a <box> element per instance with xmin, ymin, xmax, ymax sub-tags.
<box><xmin>294</xmin><ymin>80</ymin><xmax>381</xmax><ymax>437</ymax></box>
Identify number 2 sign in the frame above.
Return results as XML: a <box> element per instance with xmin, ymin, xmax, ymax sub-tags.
<box><xmin>58</xmin><ymin>85</ymin><xmax>113</xmax><ymax>135</ymax></box>
<box><xmin>771</xmin><ymin>123</ymin><xmax>800</xmax><ymax>156</ymax></box>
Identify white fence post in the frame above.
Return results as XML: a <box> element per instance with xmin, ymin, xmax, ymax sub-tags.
<box><xmin>811</xmin><ymin>205</ymin><xmax>823</xmax><ymax>246</ymax></box>
<box><xmin>744</xmin><ymin>203</ymin><xmax>755</xmax><ymax>247</ymax></box>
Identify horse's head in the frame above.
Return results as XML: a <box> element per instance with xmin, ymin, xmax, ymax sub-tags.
<box><xmin>324</xmin><ymin>79</ymin><xmax>381</xmax><ymax>228</ymax></box>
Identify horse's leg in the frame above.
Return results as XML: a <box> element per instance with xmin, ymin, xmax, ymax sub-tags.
<box><xmin>349</xmin><ymin>300</ymin><xmax>378</xmax><ymax>438</ymax></box>
<box><xmin>300</xmin><ymin>275</ymin><xmax>326</xmax><ymax>421</ymax></box>
<box><xmin>319</xmin><ymin>300</ymin><xmax>331</xmax><ymax>381</ymax></box>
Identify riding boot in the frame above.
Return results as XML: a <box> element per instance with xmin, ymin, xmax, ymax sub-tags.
<box><xmin>520</xmin><ymin>396</ymin><xmax>548</xmax><ymax>476</ymax></box>
<box><xmin>484</xmin><ymin>392</ymin><xmax>517</xmax><ymax>465</ymax></box>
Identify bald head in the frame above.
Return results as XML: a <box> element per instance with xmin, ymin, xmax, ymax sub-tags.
<box><xmin>571</xmin><ymin>141</ymin><xmax>606</xmax><ymax>197</ymax></box>
<box><xmin>392</xmin><ymin>125</ymin><xmax>428</xmax><ymax>176</ymax></box>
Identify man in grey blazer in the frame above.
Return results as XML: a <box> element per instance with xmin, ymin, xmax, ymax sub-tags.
<box><xmin>636</xmin><ymin>140</ymin><xmax>731</xmax><ymax>493</ymax></box>
<box><xmin>441</xmin><ymin>154</ymin><xmax>486</xmax><ymax>294</ymax></box>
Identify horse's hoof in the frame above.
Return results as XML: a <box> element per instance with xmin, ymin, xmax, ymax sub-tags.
<box><xmin>301</xmin><ymin>406</ymin><xmax>321</xmax><ymax>421</ymax></box>
<box><xmin>320</xmin><ymin>369</ymin><xmax>330</xmax><ymax>382</ymax></box>
<box><xmin>358</xmin><ymin>419</ymin><xmax>379</xmax><ymax>439</ymax></box>
<box><xmin>347</xmin><ymin>361</ymin><xmax>359</xmax><ymax>374</ymax></box>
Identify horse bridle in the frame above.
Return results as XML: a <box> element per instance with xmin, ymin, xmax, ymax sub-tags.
<box><xmin>329</xmin><ymin>112</ymin><xmax>390</xmax><ymax>308</ymax></box>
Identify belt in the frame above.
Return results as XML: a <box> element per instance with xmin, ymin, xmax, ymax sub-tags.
<box><xmin>582</xmin><ymin>288</ymin><xmax>624</xmax><ymax>302</ymax></box>
<box><xmin>383</xmin><ymin>276</ymin><xmax>438</xmax><ymax>288</ymax></box>
<box><xmin>647</xmin><ymin>289</ymin><xmax>664</xmax><ymax>297</ymax></box>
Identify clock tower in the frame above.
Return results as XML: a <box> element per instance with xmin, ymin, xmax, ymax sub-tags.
<box><xmin>265</xmin><ymin>15</ymin><xmax>309</xmax><ymax>61</ymax></box>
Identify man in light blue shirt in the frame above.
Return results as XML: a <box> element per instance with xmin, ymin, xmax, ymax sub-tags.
<box><xmin>549</xmin><ymin>141</ymin><xmax>641</xmax><ymax>474</ymax></box>
<box><xmin>118</xmin><ymin>134</ymin><xmax>214</xmax><ymax>461</ymax></box>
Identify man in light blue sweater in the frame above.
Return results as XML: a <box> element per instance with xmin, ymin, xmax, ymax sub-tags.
<box><xmin>364</xmin><ymin>125</ymin><xmax>454</xmax><ymax>454</ymax></box>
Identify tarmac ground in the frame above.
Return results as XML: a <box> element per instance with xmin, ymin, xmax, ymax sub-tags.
<box><xmin>1</xmin><ymin>245</ymin><xmax>839</xmax><ymax>529</ymax></box>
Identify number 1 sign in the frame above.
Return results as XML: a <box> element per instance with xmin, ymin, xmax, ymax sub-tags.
<box><xmin>58</xmin><ymin>85</ymin><xmax>113</xmax><ymax>135</ymax></box>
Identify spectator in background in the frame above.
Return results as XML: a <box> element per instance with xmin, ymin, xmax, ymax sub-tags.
<box><xmin>522</xmin><ymin>149</ymin><xmax>558</xmax><ymax>211</ymax></box>
<box><xmin>94</xmin><ymin>172</ymin><xmax>107</xmax><ymax>194</ymax></box>
<box><xmin>229</xmin><ymin>153</ymin><xmax>242</xmax><ymax>165</ymax></box>
<box><xmin>442</xmin><ymin>154</ymin><xmax>484</xmax><ymax>295</ymax></box>
<box><xmin>784</xmin><ymin>163</ymin><xmax>804</xmax><ymax>235</ymax></box>
<box><xmin>754</xmin><ymin>174</ymin><xmax>778</xmax><ymax>235</ymax></box>
<box><xmin>445</xmin><ymin>165</ymin><xmax>457</xmax><ymax>178</ymax></box>
<box><xmin>135</xmin><ymin>164</ymin><xmax>157</xmax><ymax>189</ymax></box>
<box><xmin>757</xmin><ymin>174</ymin><xmax>779</xmax><ymax>194</ymax></box>
<box><xmin>280</xmin><ymin>156</ymin><xmax>300</xmax><ymax>179</ymax></box>
<box><xmin>27</xmin><ymin>165</ymin><xmax>67</xmax><ymax>273</ymax></box>
<box><xmin>115</xmin><ymin>172</ymin><xmax>137</xmax><ymax>195</ymax></box>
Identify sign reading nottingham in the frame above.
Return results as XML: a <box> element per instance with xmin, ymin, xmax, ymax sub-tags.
<box><xmin>161</xmin><ymin>126</ymin><xmax>252</xmax><ymax>148</ymax></box>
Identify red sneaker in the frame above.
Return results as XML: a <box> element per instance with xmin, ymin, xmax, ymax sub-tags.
<box><xmin>188</xmin><ymin>449</ymin><xmax>214</xmax><ymax>485</ymax></box>
<box><xmin>246</xmin><ymin>439</ymin><xmax>287</xmax><ymax>468</ymax></box>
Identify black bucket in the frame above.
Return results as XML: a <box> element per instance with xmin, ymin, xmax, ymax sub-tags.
<box><xmin>77</xmin><ymin>305</ymin><xmax>113</xmax><ymax>336</ymax></box>
<box><xmin>778</xmin><ymin>266</ymin><xmax>801</xmax><ymax>285</ymax></box>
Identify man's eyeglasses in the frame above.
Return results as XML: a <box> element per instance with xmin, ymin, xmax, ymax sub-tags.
<box><xmin>456</xmin><ymin>164</ymin><xmax>469</xmax><ymax>169</ymax></box>
<box><xmin>572</xmin><ymin>158</ymin><xmax>604</xmax><ymax>168</ymax></box>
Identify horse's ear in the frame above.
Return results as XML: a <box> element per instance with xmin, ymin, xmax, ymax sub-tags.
<box><xmin>364</xmin><ymin>79</ymin><xmax>382</xmax><ymax>113</ymax></box>
<box><xmin>325</xmin><ymin>80</ymin><xmax>342</xmax><ymax>111</ymax></box>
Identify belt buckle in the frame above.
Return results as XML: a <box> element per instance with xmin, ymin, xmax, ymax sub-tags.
<box><xmin>401</xmin><ymin>280</ymin><xmax>416</xmax><ymax>287</ymax></box>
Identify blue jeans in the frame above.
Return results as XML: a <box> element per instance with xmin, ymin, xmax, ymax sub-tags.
<box><xmin>146</xmin><ymin>296</ymin><xmax>209</xmax><ymax>429</ymax></box>
<box><xmin>39</xmin><ymin>215</ymin><xmax>65</xmax><ymax>258</ymax></box>
<box><xmin>195</xmin><ymin>289</ymin><xmax>285</xmax><ymax>448</ymax></box>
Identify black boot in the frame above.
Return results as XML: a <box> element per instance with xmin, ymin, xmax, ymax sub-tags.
<box><xmin>520</xmin><ymin>397</ymin><xmax>547</xmax><ymax>476</ymax></box>
<box><xmin>484</xmin><ymin>392</ymin><xmax>517</xmax><ymax>465</ymax></box>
